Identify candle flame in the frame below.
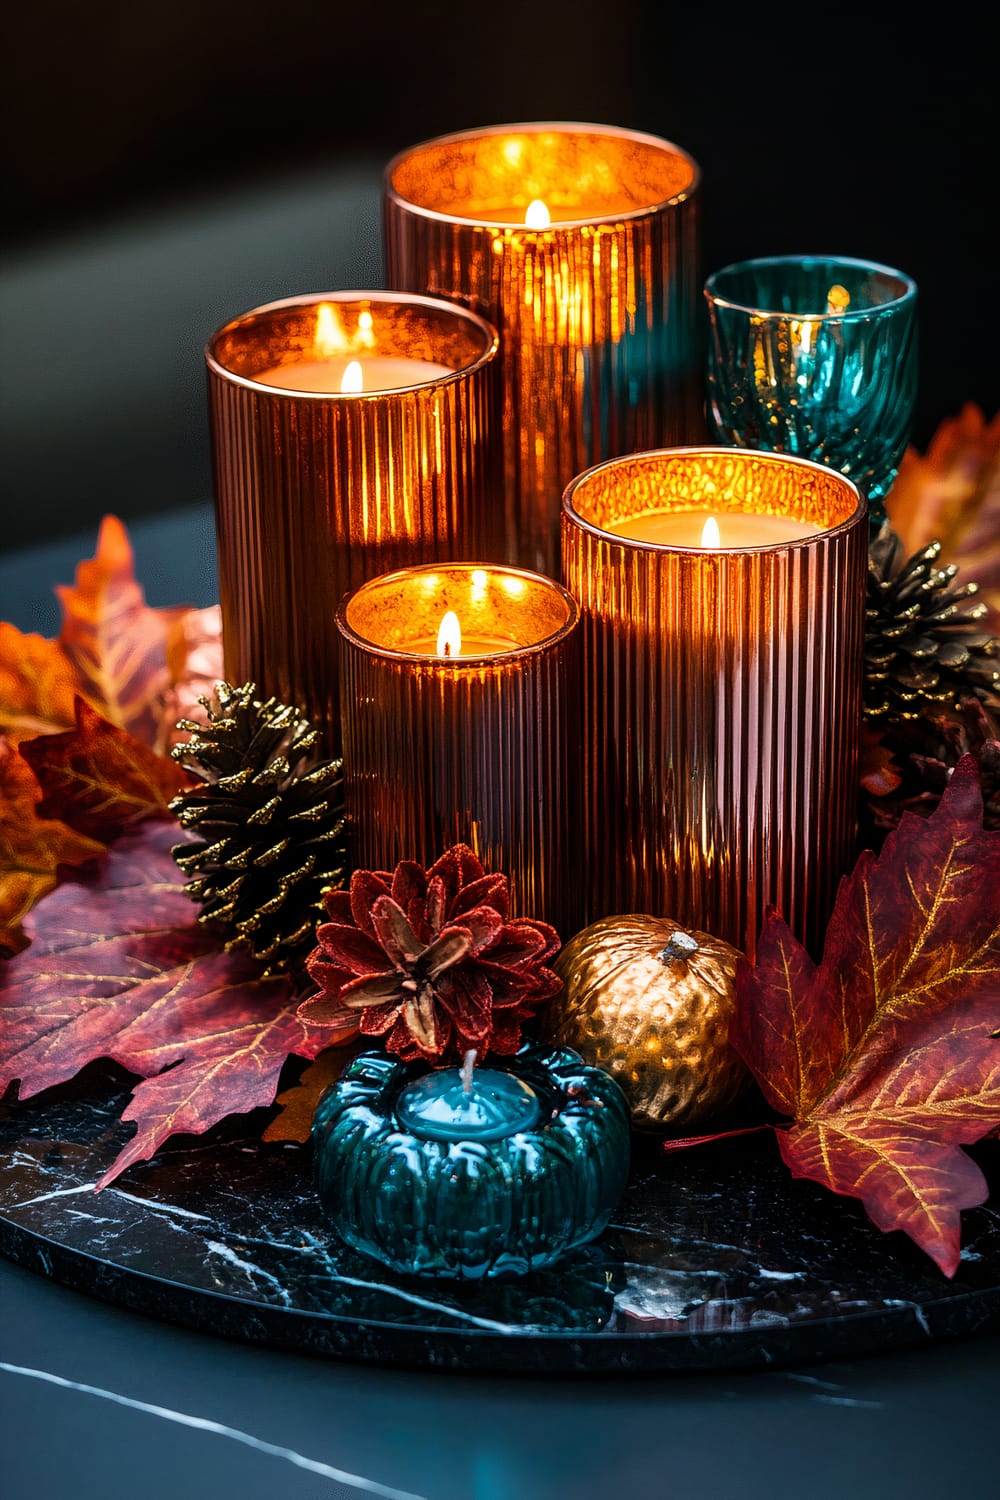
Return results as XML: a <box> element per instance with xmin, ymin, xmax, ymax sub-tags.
<box><xmin>701</xmin><ymin>515</ymin><xmax>722</xmax><ymax>549</ymax></box>
<box><xmin>436</xmin><ymin>610</ymin><xmax>461</xmax><ymax>656</ymax></box>
<box><xmin>340</xmin><ymin>360</ymin><xmax>364</xmax><ymax>393</ymax></box>
<box><xmin>525</xmin><ymin>198</ymin><xmax>551</xmax><ymax>229</ymax></box>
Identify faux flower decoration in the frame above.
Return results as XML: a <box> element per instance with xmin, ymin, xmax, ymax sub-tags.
<box><xmin>297</xmin><ymin>844</ymin><xmax>563</xmax><ymax>1060</ymax></box>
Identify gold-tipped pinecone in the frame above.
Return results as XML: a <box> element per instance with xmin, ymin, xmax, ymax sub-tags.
<box><xmin>865</xmin><ymin>521</ymin><xmax>1000</xmax><ymax>724</ymax></box>
<box><xmin>169</xmin><ymin>682</ymin><xmax>347</xmax><ymax>976</ymax></box>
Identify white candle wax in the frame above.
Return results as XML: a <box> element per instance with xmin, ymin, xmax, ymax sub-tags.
<box><xmin>255</xmin><ymin>356</ymin><xmax>455</xmax><ymax>393</ymax></box>
<box><xmin>604</xmin><ymin>508</ymin><xmax>825</xmax><ymax>549</ymax></box>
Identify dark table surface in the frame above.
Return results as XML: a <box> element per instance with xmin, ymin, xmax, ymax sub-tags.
<box><xmin>3</xmin><ymin>512</ymin><xmax>1000</xmax><ymax>1500</ymax></box>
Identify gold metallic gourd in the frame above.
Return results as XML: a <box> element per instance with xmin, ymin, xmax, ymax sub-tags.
<box><xmin>548</xmin><ymin>915</ymin><xmax>751</xmax><ymax>1131</ymax></box>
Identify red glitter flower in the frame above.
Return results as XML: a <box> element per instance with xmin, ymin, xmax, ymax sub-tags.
<box><xmin>296</xmin><ymin>844</ymin><xmax>563</xmax><ymax>1061</ymax></box>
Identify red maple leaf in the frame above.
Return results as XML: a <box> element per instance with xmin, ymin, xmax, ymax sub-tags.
<box><xmin>19</xmin><ymin>697</ymin><xmax>195</xmax><ymax>843</ymax></box>
<box><xmin>716</xmin><ymin>754</ymin><xmax>1000</xmax><ymax>1276</ymax></box>
<box><xmin>0</xmin><ymin>820</ymin><xmax>338</xmax><ymax>1188</ymax></box>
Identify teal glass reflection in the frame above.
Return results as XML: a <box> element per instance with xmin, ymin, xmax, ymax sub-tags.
<box><xmin>704</xmin><ymin>255</ymin><xmax>918</xmax><ymax>528</ymax></box>
<box><xmin>312</xmin><ymin>1042</ymin><xmax>631</xmax><ymax>1280</ymax></box>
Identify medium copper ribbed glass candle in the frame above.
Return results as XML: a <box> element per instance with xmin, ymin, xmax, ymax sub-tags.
<box><xmin>561</xmin><ymin>448</ymin><xmax>867</xmax><ymax>960</ymax></box>
<box><xmin>383</xmin><ymin>122</ymin><xmax>703</xmax><ymax>579</ymax></box>
<box><xmin>206</xmin><ymin>291</ymin><xmax>502</xmax><ymax>755</ymax></box>
<box><xmin>337</xmin><ymin>563</ymin><xmax>580</xmax><ymax>937</ymax></box>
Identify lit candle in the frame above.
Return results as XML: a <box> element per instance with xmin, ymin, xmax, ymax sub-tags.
<box><xmin>384</xmin><ymin>121</ymin><xmax>705</xmax><ymax>578</ymax></box>
<box><xmin>395</xmin><ymin>1051</ymin><xmax>542</xmax><ymax>1143</ymax></box>
<box><xmin>255</xmin><ymin>304</ymin><xmax>455</xmax><ymax>392</ymax></box>
<box><xmin>254</xmin><ymin>355</ymin><xmax>454</xmax><ymax>392</ymax></box>
<box><xmin>336</xmin><ymin>562</ymin><xmax>581</xmax><ymax>935</ymax></box>
<box><xmin>605</xmin><ymin>507</ymin><xmax>825</xmax><ymax>549</ymax></box>
<box><xmin>205</xmin><ymin>291</ymin><xmax>503</xmax><ymax>756</ymax></box>
<box><xmin>561</xmin><ymin>447</ymin><xmax>868</xmax><ymax>960</ymax></box>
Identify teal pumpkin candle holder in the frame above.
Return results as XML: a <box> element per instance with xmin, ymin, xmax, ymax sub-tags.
<box><xmin>311</xmin><ymin>1041</ymin><xmax>631</xmax><ymax>1280</ymax></box>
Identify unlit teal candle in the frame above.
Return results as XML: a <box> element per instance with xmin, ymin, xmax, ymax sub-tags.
<box><xmin>395</xmin><ymin>1068</ymin><xmax>542</xmax><ymax>1143</ymax></box>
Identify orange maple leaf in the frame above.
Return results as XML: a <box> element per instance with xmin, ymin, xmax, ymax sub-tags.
<box><xmin>162</xmin><ymin>604</ymin><xmax>225</xmax><ymax>754</ymax></box>
<box><xmin>55</xmin><ymin>514</ymin><xmax>174</xmax><ymax>748</ymax></box>
<box><xmin>19</xmin><ymin>697</ymin><xmax>195</xmax><ymax>843</ymax></box>
<box><xmin>887</xmin><ymin>403</ymin><xmax>1000</xmax><ymax>631</ymax></box>
<box><xmin>0</xmin><ymin>623</ymin><xmax>79</xmax><ymax>746</ymax></box>
<box><xmin>261</xmin><ymin>1045</ymin><xmax>358</xmax><ymax>1142</ymax></box>
<box><xmin>0</xmin><ymin>736</ymin><xmax>103</xmax><ymax>955</ymax></box>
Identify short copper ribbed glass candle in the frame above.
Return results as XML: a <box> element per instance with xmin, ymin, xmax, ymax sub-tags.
<box><xmin>383</xmin><ymin>122</ymin><xmax>703</xmax><ymax>579</ymax></box>
<box><xmin>206</xmin><ymin>291</ymin><xmax>502</xmax><ymax>755</ymax></box>
<box><xmin>337</xmin><ymin>563</ymin><xmax>580</xmax><ymax>937</ymax></box>
<box><xmin>561</xmin><ymin>448</ymin><xmax>867</xmax><ymax>960</ymax></box>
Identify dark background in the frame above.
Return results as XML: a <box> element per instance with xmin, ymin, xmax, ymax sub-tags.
<box><xmin>2</xmin><ymin>0</ymin><xmax>997</xmax><ymax>553</ymax></box>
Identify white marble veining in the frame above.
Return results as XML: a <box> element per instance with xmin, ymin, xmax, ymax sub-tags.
<box><xmin>0</xmin><ymin>1361</ymin><xmax>427</xmax><ymax>1500</ymax></box>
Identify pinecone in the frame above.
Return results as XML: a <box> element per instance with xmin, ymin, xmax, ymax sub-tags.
<box><xmin>169</xmin><ymin>682</ymin><xmax>347</xmax><ymax>976</ymax></box>
<box><xmin>865</xmin><ymin>521</ymin><xmax>1000</xmax><ymax>724</ymax></box>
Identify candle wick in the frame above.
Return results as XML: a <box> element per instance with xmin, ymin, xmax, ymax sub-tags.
<box><xmin>443</xmin><ymin>641</ymin><xmax>452</xmax><ymax>657</ymax></box>
<box><xmin>460</xmin><ymin>1049</ymin><xmax>477</xmax><ymax>1095</ymax></box>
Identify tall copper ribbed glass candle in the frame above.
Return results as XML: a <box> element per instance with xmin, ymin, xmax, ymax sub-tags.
<box><xmin>337</xmin><ymin>563</ymin><xmax>580</xmax><ymax>937</ymax></box>
<box><xmin>561</xmin><ymin>448</ymin><xmax>867</xmax><ymax>960</ymax></box>
<box><xmin>383</xmin><ymin>122</ymin><xmax>703</xmax><ymax>579</ymax></box>
<box><xmin>206</xmin><ymin>291</ymin><xmax>501</xmax><ymax>756</ymax></box>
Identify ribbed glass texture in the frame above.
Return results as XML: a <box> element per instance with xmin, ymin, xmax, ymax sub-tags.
<box><xmin>383</xmin><ymin>123</ymin><xmax>705</xmax><ymax>579</ymax></box>
<box><xmin>704</xmin><ymin>256</ymin><xmax>917</xmax><ymax>530</ymax></box>
<box><xmin>312</xmin><ymin>1044</ymin><xmax>631</xmax><ymax>1280</ymax></box>
<box><xmin>337</xmin><ymin>564</ymin><xmax>581</xmax><ymax>937</ymax></box>
<box><xmin>561</xmin><ymin>448</ymin><xmax>868</xmax><ymax>962</ymax></box>
<box><xmin>206</xmin><ymin>292</ymin><xmax>502</xmax><ymax>757</ymax></box>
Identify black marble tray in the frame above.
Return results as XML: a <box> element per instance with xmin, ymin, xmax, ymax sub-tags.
<box><xmin>2</xmin><ymin>1061</ymin><xmax>999</xmax><ymax>1375</ymax></box>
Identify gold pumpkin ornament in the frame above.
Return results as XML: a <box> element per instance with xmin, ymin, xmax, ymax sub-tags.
<box><xmin>548</xmin><ymin>915</ymin><xmax>751</xmax><ymax>1131</ymax></box>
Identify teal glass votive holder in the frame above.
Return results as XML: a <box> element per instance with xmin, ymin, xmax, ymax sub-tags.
<box><xmin>704</xmin><ymin>254</ymin><xmax>918</xmax><ymax>528</ymax></box>
<box><xmin>311</xmin><ymin>1042</ymin><xmax>631</xmax><ymax>1280</ymax></box>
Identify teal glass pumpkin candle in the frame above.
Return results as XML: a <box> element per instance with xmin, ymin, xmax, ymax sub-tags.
<box><xmin>311</xmin><ymin>1042</ymin><xmax>631</xmax><ymax>1279</ymax></box>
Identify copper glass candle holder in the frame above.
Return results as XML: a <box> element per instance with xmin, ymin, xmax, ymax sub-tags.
<box><xmin>561</xmin><ymin>448</ymin><xmax>867</xmax><ymax>960</ymax></box>
<box><xmin>383</xmin><ymin>122</ymin><xmax>704</xmax><ymax>579</ymax></box>
<box><xmin>336</xmin><ymin>563</ymin><xmax>580</xmax><ymax>936</ymax></box>
<box><xmin>206</xmin><ymin>291</ymin><xmax>502</xmax><ymax>755</ymax></box>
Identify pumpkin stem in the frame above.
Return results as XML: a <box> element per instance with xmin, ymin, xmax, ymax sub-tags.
<box><xmin>657</xmin><ymin>931</ymin><xmax>699</xmax><ymax>964</ymax></box>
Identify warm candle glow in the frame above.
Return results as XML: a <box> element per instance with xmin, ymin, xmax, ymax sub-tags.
<box><xmin>826</xmin><ymin>283</ymin><xmax>851</xmax><ymax>315</ymax></box>
<box><xmin>315</xmin><ymin>302</ymin><xmax>347</xmax><ymax>355</ymax></box>
<box><xmin>314</xmin><ymin>301</ymin><xmax>376</xmax><ymax>356</ymax></box>
<box><xmin>701</xmin><ymin>515</ymin><xmax>721</xmax><ymax>549</ymax></box>
<box><xmin>436</xmin><ymin>609</ymin><xmax>462</xmax><ymax>656</ymax></box>
<box><xmin>525</xmin><ymin>198</ymin><xmax>551</xmax><ymax>229</ymax></box>
<box><xmin>340</xmin><ymin>359</ymin><xmax>364</xmax><ymax>393</ymax></box>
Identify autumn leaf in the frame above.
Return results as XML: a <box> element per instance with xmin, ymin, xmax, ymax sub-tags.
<box><xmin>887</xmin><ymin>404</ymin><xmax>1000</xmax><ymax>632</ymax></box>
<box><xmin>0</xmin><ymin>737</ymin><xmax>103</xmax><ymax>956</ymax></box>
<box><xmin>723</xmin><ymin>754</ymin><xmax>1000</xmax><ymax>1276</ymax></box>
<box><xmin>55</xmin><ymin>514</ymin><xmax>174</xmax><ymax>747</ymax></box>
<box><xmin>0</xmin><ymin>623</ymin><xmax>78</xmax><ymax>746</ymax></box>
<box><xmin>18</xmin><ymin>697</ymin><xmax>194</xmax><ymax>844</ymax></box>
<box><xmin>0</xmin><ymin>820</ymin><xmax>332</xmax><ymax>1188</ymax></box>
<box><xmin>161</xmin><ymin>604</ymin><xmax>225</xmax><ymax>754</ymax></box>
<box><xmin>261</xmin><ymin>1045</ymin><xmax>358</xmax><ymax>1143</ymax></box>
